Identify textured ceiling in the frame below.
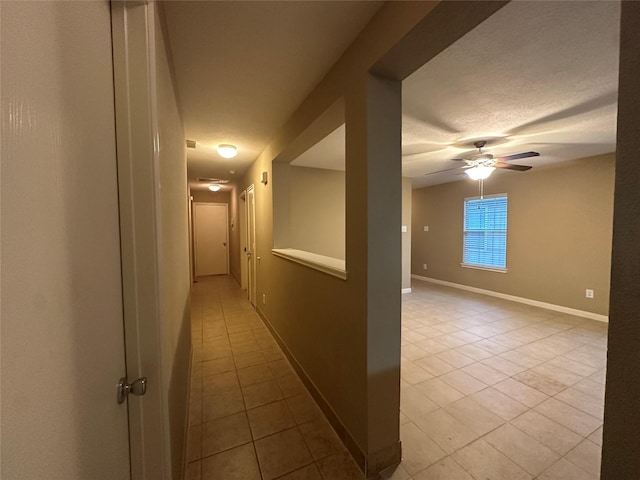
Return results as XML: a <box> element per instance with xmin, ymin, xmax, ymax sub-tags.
<box><xmin>161</xmin><ymin>1</ymin><xmax>382</xmax><ymax>192</ymax></box>
<box><xmin>286</xmin><ymin>1</ymin><xmax>620</xmax><ymax>188</ymax></box>
<box><xmin>164</xmin><ymin>1</ymin><xmax>621</xmax><ymax>192</ymax></box>
<box><xmin>403</xmin><ymin>0</ymin><xmax>620</xmax><ymax>188</ymax></box>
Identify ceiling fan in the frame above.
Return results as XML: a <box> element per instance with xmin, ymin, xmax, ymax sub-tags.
<box><xmin>426</xmin><ymin>140</ymin><xmax>539</xmax><ymax>180</ymax></box>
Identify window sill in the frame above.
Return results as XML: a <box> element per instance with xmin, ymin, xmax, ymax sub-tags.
<box><xmin>460</xmin><ymin>263</ymin><xmax>507</xmax><ymax>274</ymax></box>
<box><xmin>272</xmin><ymin>248</ymin><xmax>347</xmax><ymax>280</ymax></box>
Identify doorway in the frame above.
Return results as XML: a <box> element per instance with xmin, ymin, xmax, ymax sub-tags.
<box><xmin>239</xmin><ymin>190</ymin><xmax>248</xmax><ymax>291</ymax></box>
<box><xmin>247</xmin><ymin>185</ymin><xmax>257</xmax><ymax>306</ymax></box>
<box><xmin>193</xmin><ymin>203</ymin><xmax>229</xmax><ymax>276</ymax></box>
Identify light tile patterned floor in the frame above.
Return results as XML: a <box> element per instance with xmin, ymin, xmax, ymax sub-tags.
<box><xmin>186</xmin><ymin>276</ymin><xmax>607</xmax><ymax>480</ymax></box>
<box><xmin>393</xmin><ymin>280</ymin><xmax>606</xmax><ymax>480</ymax></box>
<box><xmin>186</xmin><ymin>276</ymin><xmax>358</xmax><ymax>480</ymax></box>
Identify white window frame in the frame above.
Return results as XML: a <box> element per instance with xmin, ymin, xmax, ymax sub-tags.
<box><xmin>461</xmin><ymin>193</ymin><xmax>508</xmax><ymax>273</ymax></box>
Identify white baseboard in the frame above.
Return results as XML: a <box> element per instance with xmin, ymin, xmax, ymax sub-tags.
<box><xmin>411</xmin><ymin>274</ymin><xmax>608</xmax><ymax>323</ymax></box>
<box><xmin>401</xmin><ymin>288</ymin><xmax>412</xmax><ymax>294</ymax></box>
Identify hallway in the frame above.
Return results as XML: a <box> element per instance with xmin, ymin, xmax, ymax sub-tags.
<box><xmin>186</xmin><ymin>276</ymin><xmax>363</xmax><ymax>480</ymax></box>
<box><xmin>185</xmin><ymin>276</ymin><xmax>606</xmax><ymax>480</ymax></box>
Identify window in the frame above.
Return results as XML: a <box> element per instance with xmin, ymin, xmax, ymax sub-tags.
<box><xmin>462</xmin><ymin>194</ymin><xmax>508</xmax><ymax>271</ymax></box>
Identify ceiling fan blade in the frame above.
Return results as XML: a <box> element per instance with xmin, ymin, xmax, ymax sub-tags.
<box><xmin>495</xmin><ymin>151</ymin><xmax>540</xmax><ymax>162</ymax></box>
<box><xmin>450</xmin><ymin>158</ymin><xmax>466</xmax><ymax>162</ymax></box>
<box><xmin>423</xmin><ymin>166</ymin><xmax>463</xmax><ymax>176</ymax></box>
<box><xmin>495</xmin><ymin>162</ymin><xmax>532</xmax><ymax>171</ymax></box>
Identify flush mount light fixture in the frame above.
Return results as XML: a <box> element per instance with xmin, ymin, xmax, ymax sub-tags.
<box><xmin>208</xmin><ymin>184</ymin><xmax>221</xmax><ymax>192</ymax></box>
<box><xmin>217</xmin><ymin>144</ymin><xmax>238</xmax><ymax>159</ymax></box>
<box><xmin>465</xmin><ymin>164</ymin><xmax>495</xmax><ymax>181</ymax></box>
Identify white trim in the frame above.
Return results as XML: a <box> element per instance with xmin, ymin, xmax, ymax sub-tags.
<box><xmin>193</xmin><ymin>202</ymin><xmax>230</xmax><ymax>276</ymax></box>
<box><xmin>411</xmin><ymin>274</ymin><xmax>609</xmax><ymax>323</ymax></box>
<box><xmin>464</xmin><ymin>192</ymin><xmax>508</xmax><ymax>201</ymax></box>
<box><xmin>401</xmin><ymin>288</ymin><xmax>412</xmax><ymax>294</ymax></box>
<box><xmin>111</xmin><ymin>2</ymin><xmax>168</xmax><ymax>477</ymax></box>
<box><xmin>461</xmin><ymin>263</ymin><xmax>507</xmax><ymax>274</ymax></box>
<box><xmin>272</xmin><ymin>248</ymin><xmax>347</xmax><ymax>280</ymax></box>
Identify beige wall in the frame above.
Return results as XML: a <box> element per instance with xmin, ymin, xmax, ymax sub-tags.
<box><xmin>234</xmin><ymin>3</ymin><xmax>509</xmax><ymax>472</ymax></box>
<box><xmin>236</xmin><ymin>3</ymin><xmax>439</xmax><ymax>468</ymax></box>
<box><xmin>289</xmin><ymin>166</ymin><xmax>346</xmax><ymax>259</ymax></box>
<box><xmin>154</xmin><ymin>7</ymin><xmax>191</xmax><ymax>479</ymax></box>
<box><xmin>272</xmin><ymin>166</ymin><xmax>412</xmax><ymax>283</ymax></box>
<box><xmin>411</xmin><ymin>153</ymin><xmax>615</xmax><ymax>316</ymax></box>
<box><xmin>191</xmin><ymin>189</ymin><xmax>230</xmax><ymax>204</ymax></box>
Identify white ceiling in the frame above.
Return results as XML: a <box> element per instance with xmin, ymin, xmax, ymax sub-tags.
<box><xmin>162</xmin><ymin>1</ymin><xmax>382</xmax><ymax>192</ymax></box>
<box><xmin>163</xmin><ymin>1</ymin><xmax>621</xmax><ymax>192</ymax></box>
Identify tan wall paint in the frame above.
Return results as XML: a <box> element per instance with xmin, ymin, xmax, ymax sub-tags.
<box><xmin>411</xmin><ymin>153</ymin><xmax>615</xmax><ymax>316</ymax></box>
<box><xmin>289</xmin><ymin>166</ymin><xmax>345</xmax><ymax>259</ymax></box>
<box><xmin>154</xmin><ymin>6</ymin><xmax>191</xmax><ymax>479</ymax></box>
<box><xmin>235</xmin><ymin>3</ymin><xmax>508</xmax><ymax>472</ymax></box>
<box><xmin>273</xmin><ymin>167</ymin><xmax>412</xmax><ymax>281</ymax></box>
<box><xmin>191</xmin><ymin>190</ymin><xmax>230</xmax><ymax>204</ymax></box>
<box><xmin>239</xmin><ymin>76</ymin><xmax>405</xmax><ymax>468</ymax></box>
<box><xmin>241</xmin><ymin>134</ymin><xmax>370</xmax><ymax>455</ymax></box>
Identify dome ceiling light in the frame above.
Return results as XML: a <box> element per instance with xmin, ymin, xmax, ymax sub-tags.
<box><xmin>217</xmin><ymin>144</ymin><xmax>238</xmax><ymax>159</ymax></box>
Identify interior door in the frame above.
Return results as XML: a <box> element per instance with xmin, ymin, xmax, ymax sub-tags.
<box><xmin>247</xmin><ymin>185</ymin><xmax>257</xmax><ymax>306</ymax></box>
<box><xmin>194</xmin><ymin>203</ymin><xmax>229</xmax><ymax>276</ymax></box>
<box><xmin>1</xmin><ymin>1</ymin><xmax>130</xmax><ymax>478</ymax></box>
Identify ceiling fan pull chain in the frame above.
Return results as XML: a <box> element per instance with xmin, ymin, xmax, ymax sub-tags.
<box><xmin>479</xmin><ymin>178</ymin><xmax>484</xmax><ymax>201</ymax></box>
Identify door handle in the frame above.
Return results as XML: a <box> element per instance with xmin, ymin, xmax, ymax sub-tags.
<box><xmin>117</xmin><ymin>376</ymin><xmax>147</xmax><ymax>404</ymax></box>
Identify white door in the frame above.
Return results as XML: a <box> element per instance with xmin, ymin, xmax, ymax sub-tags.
<box><xmin>1</xmin><ymin>2</ymin><xmax>130</xmax><ymax>479</ymax></box>
<box><xmin>247</xmin><ymin>186</ymin><xmax>257</xmax><ymax>306</ymax></box>
<box><xmin>194</xmin><ymin>203</ymin><xmax>229</xmax><ymax>276</ymax></box>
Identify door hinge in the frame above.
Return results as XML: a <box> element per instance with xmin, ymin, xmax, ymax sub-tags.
<box><xmin>117</xmin><ymin>376</ymin><xmax>147</xmax><ymax>404</ymax></box>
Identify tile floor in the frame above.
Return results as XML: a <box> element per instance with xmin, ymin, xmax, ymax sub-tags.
<box><xmin>185</xmin><ymin>276</ymin><xmax>607</xmax><ymax>480</ymax></box>
<box><xmin>186</xmin><ymin>275</ymin><xmax>362</xmax><ymax>480</ymax></box>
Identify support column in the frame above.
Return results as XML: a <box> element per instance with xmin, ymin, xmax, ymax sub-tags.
<box><xmin>346</xmin><ymin>73</ymin><xmax>402</xmax><ymax>475</ymax></box>
<box><xmin>601</xmin><ymin>2</ymin><xmax>640</xmax><ymax>478</ymax></box>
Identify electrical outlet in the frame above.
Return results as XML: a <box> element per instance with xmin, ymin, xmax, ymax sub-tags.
<box><xmin>423</xmin><ymin>264</ymin><xmax>427</xmax><ymax>270</ymax></box>
<box><xmin>423</xmin><ymin>226</ymin><xmax>429</xmax><ymax>232</ymax></box>
<box><xmin>586</xmin><ymin>289</ymin><xmax>594</xmax><ymax>299</ymax></box>
<box><xmin>262</xmin><ymin>293</ymin><xmax>266</xmax><ymax>305</ymax></box>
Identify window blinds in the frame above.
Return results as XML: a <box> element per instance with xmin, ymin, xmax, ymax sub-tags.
<box><xmin>463</xmin><ymin>195</ymin><xmax>508</xmax><ymax>269</ymax></box>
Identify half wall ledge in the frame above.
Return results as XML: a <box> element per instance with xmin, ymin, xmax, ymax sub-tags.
<box><xmin>271</xmin><ymin>248</ymin><xmax>347</xmax><ymax>280</ymax></box>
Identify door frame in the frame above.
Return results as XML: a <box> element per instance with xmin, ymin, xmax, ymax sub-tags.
<box><xmin>111</xmin><ymin>2</ymin><xmax>169</xmax><ymax>478</ymax></box>
<box><xmin>247</xmin><ymin>185</ymin><xmax>257</xmax><ymax>307</ymax></box>
<box><xmin>193</xmin><ymin>202</ymin><xmax>229</xmax><ymax>277</ymax></box>
<box><xmin>239</xmin><ymin>190</ymin><xmax>248</xmax><ymax>291</ymax></box>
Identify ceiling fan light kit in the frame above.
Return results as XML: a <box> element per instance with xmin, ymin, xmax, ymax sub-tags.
<box><xmin>466</xmin><ymin>164</ymin><xmax>495</xmax><ymax>180</ymax></box>
<box><xmin>425</xmin><ymin>139</ymin><xmax>539</xmax><ymax>182</ymax></box>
